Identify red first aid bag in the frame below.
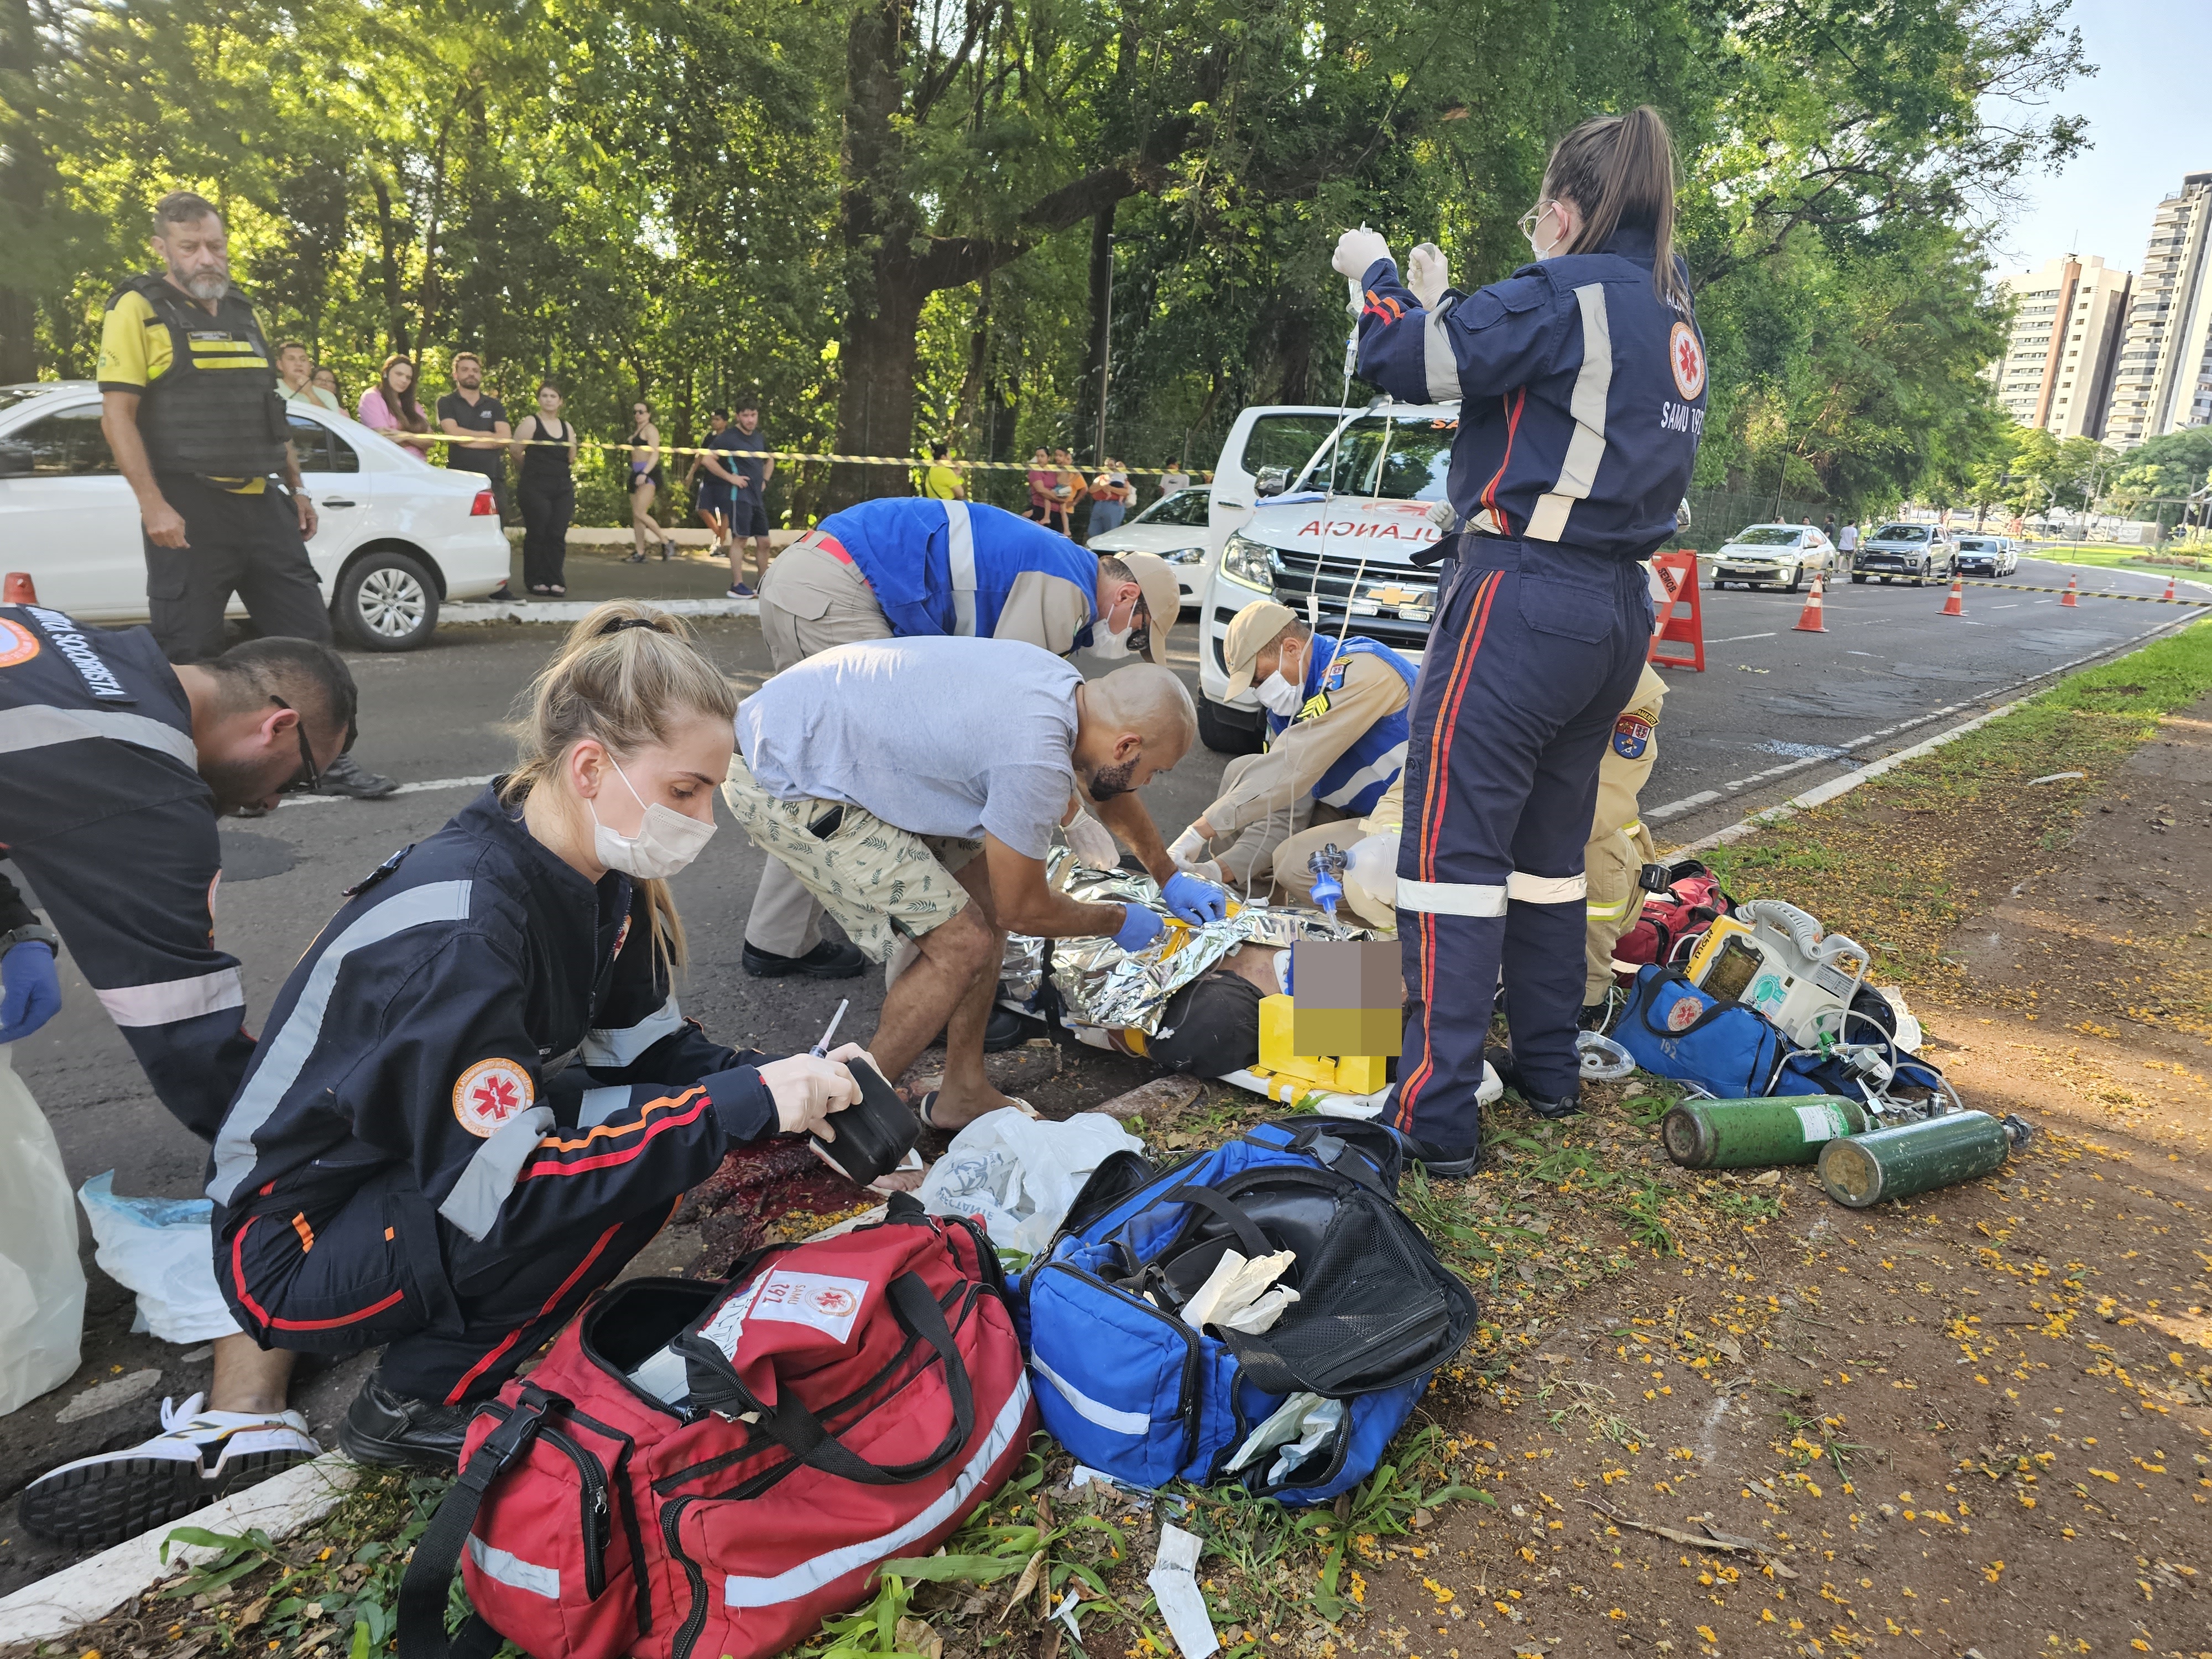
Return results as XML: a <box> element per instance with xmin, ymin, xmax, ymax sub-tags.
<box><xmin>1610</xmin><ymin>860</ymin><xmax>1735</xmax><ymax>985</ymax></box>
<box><xmin>398</xmin><ymin>1194</ymin><xmax>1036</xmax><ymax>1659</ymax></box>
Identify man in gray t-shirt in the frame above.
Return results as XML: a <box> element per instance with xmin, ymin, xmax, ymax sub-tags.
<box><xmin>724</xmin><ymin>636</ymin><xmax>1204</xmax><ymax>1131</ymax></box>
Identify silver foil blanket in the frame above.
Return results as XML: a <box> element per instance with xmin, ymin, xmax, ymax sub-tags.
<box><xmin>1000</xmin><ymin>851</ymin><xmax>1374</xmax><ymax>1036</ymax></box>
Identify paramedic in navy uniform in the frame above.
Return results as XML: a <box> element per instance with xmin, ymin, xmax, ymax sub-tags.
<box><xmin>204</xmin><ymin>604</ymin><xmax>870</xmax><ymax>1471</ymax></box>
<box><xmin>1331</xmin><ymin>106</ymin><xmax>1705</xmax><ymax>1174</ymax></box>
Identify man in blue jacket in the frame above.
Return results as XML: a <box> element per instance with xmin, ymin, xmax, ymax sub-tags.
<box><xmin>745</xmin><ymin>497</ymin><xmax>1190</xmax><ymax>985</ymax></box>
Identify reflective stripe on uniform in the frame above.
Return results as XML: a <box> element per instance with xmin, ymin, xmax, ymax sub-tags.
<box><xmin>1396</xmin><ymin>877</ymin><xmax>1507</xmax><ymax>917</ymax></box>
<box><xmin>208</xmin><ymin>880</ymin><xmax>475</xmax><ymax>1204</ymax></box>
<box><xmin>1583</xmin><ymin>895</ymin><xmax>1635</xmax><ymax>922</ymax></box>
<box><xmin>439</xmin><ymin>1103</ymin><xmax>556</xmax><ymax>1241</ymax></box>
<box><xmin>577</xmin><ymin>1085</ymin><xmax>630</xmax><ymax>1127</ymax></box>
<box><xmin>0</xmin><ymin>704</ymin><xmax>199</xmax><ymax>769</ymax></box>
<box><xmin>1524</xmin><ymin>283</ymin><xmax>1613</xmax><ymax>544</ymax></box>
<box><xmin>578</xmin><ymin>994</ymin><xmax>684</xmax><ymax>1068</ymax></box>
<box><xmin>1315</xmin><ymin>740</ymin><xmax>1409</xmax><ymax>811</ymax></box>
<box><xmin>1508</xmin><ymin>870</ymin><xmax>1587</xmax><ymax>904</ymax></box>
<box><xmin>95</xmin><ymin>966</ymin><xmax>245</xmax><ymax>1027</ymax></box>
<box><xmin>945</xmin><ymin>500</ymin><xmax>978</xmax><ymax>635</ymax></box>
<box><xmin>1422</xmin><ymin>301</ymin><xmax>1460</xmax><ymax>403</ymax></box>
<box><xmin>1620</xmin><ymin>819</ymin><xmax>1642</xmax><ymax>838</ymax></box>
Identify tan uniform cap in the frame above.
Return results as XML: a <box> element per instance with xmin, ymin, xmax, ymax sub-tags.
<box><xmin>1106</xmin><ymin>551</ymin><xmax>1183</xmax><ymax>665</ymax></box>
<box><xmin>1220</xmin><ymin>599</ymin><xmax>1298</xmax><ymax>698</ymax></box>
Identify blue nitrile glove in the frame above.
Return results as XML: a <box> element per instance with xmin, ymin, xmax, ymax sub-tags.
<box><xmin>0</xmin><ymin>941</ymin><xmax>62</xmax><ymax>1044</ymax></box>
<box><xmin>1161</xmin><ymin>870</ymin><xmax>1229</xmax><ymax>925</ymax></box>
<box><xmin>1114</xmin><ymin>903</ymin><xmax>1165</xmax><ymax>954</ymax></box>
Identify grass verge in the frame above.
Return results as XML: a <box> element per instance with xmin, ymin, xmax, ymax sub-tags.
<box><xmin>1703</xmin><ymin>618</ymin><xmax>2212</xmax><ymax>1024</ymax></box>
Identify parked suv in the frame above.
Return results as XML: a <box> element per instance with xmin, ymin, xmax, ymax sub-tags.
<box><xmin>0</xmin><ymin>380</ymin><xmax>510</xmax><ymax>649</ymax></box>
<box><xmin>1850</xmin><ymin>522</ymin><xmax>1953</xmax><ymax>587</ymax></box>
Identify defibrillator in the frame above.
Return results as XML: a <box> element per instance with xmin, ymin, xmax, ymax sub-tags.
<box><xmin>1683</xmin><ymin>900</ymin><xmax>1904</xmax><ymax>1050</ymax></box>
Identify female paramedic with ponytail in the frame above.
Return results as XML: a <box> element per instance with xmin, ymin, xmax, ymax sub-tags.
<box><xmin>1331</xmin><ymin>106</ymin><xmax>1704</xmax><ymax>1174</ymax></box>
<box><xmin>205</xmin><ymin>602</ymin><xmax>872</xmax><ymax>1470</ymax></box>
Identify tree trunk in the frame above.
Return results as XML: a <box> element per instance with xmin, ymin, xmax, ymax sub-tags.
<box><xmin>1075</xmin><ymin>202</ymin><xmax>1115</xmax><ymax>462</ymax></box>
<box><xmin>826</xmin><ymin>270</ymin><xmax>926</xmax><ymax>507</ymax></box>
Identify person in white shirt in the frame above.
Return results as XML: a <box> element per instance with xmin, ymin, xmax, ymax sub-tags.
<box><xmin>276</xmin><ymin>342</ymin><xmax>340</xmax><ymax>413</ymax></box>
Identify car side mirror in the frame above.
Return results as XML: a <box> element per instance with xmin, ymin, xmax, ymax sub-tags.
<box><xmin>1255</xmin><ymin>467</ymin><xmax>1288</xmax><ymax>498</ymax></box>
<box><xmin>0</xmin><ymin>439</ymin><xmax>34</xmax><ymax>479</ymax></box>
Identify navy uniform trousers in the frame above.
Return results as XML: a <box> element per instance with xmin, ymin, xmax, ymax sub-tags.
<box><xmin>1391</xmin><ymin>536</ymin><xmax>1653</xmax><ymax>1149</ymax></box>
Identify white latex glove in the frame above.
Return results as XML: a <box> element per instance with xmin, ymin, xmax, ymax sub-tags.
<box><xmin>1168</xmin><ymin>825</ymin><xmax>1208</xmax><ymax>864</ymax></box>
<box><xmin>1331</xmin><ymin>227</ymin><xmax>1392</xmax><ymax>280</ymax></box>
<box><xmin>1175</xmin><ymin>857</ymin><xmax>1224</xmax><ymax>884</ymax></box>
<box><xmin>1063</xmin><ymin>810</ymin><xmax>1119</xmax><ymax>869</ymax></box>
<box><xmin>759</xmin><ymin>1048</ymin><xmax>865</xmax><ymax>1138</ymax></box>
<box><xmin>1407</xmin><ymin>242</ymin><xmax>1451</xmax><ymax>309</ymax></box>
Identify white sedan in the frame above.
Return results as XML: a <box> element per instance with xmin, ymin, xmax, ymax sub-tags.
<box><xmin>1703</xmin><ymin>523</ymin><xmax>1837</xmax><ymax>591</ymax></box>
<box><xmin>0</xmin><ymin>380</ymin><xmax>510</xmax><ymax>650</ymax></box>
<box><xmin>1086</xmin><ymin>486</ymin><xmax>1212</xmax><ymax>607</ymax></box>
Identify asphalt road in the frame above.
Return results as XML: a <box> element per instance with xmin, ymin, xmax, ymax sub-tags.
<box><xmin>0</xmin><ymin>546</ymin><xmax>2200</xmax><ymax>1588</ymax></box>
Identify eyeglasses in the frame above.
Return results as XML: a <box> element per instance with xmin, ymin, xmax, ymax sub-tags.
<box><xmin>1125</xmin><ymin>594</ymin><xmax>1153</xmax><ymax>659</ymax></box>
<box><xmin>271</xmin><ymin>696</ymin><xmax>321</xmax><ymax>794</ymax></box>
<box><xmin>1517</xmin><ymin>199</ymin><xmax>1557</xmax><ymax>246</ymax></box>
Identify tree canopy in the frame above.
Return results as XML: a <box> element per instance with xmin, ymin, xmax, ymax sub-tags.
<box><xmin>1</xmin><ymin>0</ymin><xmax>2088</xmax><ymax>522</ymax></box>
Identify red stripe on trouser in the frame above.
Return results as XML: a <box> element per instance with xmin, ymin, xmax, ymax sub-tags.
<box><xmin>1395</xmin><ymin>572</ymin><xmax>1504</xmax><ymax>1130</ymax></box>
<box><xmin>441</xmin><ymin>1219</ymin><xmax>625</xmax><ymax>1406</ymax></box>
<box><xmin>229</xmin><ymin>1215</ymin><xmax>410</xmax><ymax>1332</ymax></box>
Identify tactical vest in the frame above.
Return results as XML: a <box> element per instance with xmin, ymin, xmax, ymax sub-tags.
<box><xmin>821</xmin><ymin>498</ymin><xmax>1101</xmax><ymax>639</ymax></box>
<box><xmin>116</xmin><ymin>274</ymin><xmax>291</xmax><ymax>478</ymax></box>
<box><xmin>1263</xmin><ymin>634</ymin><xmax>1417</xmax><ymax>815</ymax></box>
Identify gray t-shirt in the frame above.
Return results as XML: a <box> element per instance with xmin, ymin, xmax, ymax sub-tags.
<box><xmin>737</xmin><ymin>636</ymin><xmax>1082</xmax><ymax>858</ymax></box>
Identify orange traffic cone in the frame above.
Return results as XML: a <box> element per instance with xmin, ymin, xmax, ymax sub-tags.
<box><xmin>1940</xmin><ymin>574</ymin><xmax>1965</xmax><ymax>617</ymax></box>
<box><xmin>2060</xmin><ymin>575</ymin><xmax>2078</xmax><ymax>607</ymax></box>
<box><xmin>2161</xmin><ymin>576</ymin><xmax>2177</xmax><ymax>602</ymax></box>
<box><xmin>2</xmin><ymin>572</ymin><xmax>35</xmax><ymax>605</ymax></box>
<box><xmin>1792</xmin><ymin>573</ymin><xmax>1828</xmax><ymax>633</ymax></box>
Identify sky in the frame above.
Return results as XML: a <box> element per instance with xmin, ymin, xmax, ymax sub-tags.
<box><xmin>1989</xmin><ymin>0</ymin><xmax>2212</xmax><ymax>278</ymax></box>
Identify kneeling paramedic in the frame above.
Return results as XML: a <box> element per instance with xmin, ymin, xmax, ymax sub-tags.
<box><xmin>205</xmin><ymin>606</ymin><xmax>870</xmax><ymax>1470</ymax></box>
<box><xmin>1333</xmin><ymin>105</ymin><xmax>1704</xmax><ymax>1173</ymax></box>
<box><xmin>747</xmin><ymin>495</ymin><xmax>1194</xmax><ymax>981</ymax></box>
<box><xmin>1582</xmin><ymin>665</ymin><xmax>1666</xmax><ymax>1021</ymax></box>
<box><xmin>1171</xmin><ymin>601</ymin><xmax>1413</xmax><ymax>898</ymax></box>
<box><xmin>4</xmin><ymin>601</ymin><xmax>360</xmax><ymax>1546</ymax></box>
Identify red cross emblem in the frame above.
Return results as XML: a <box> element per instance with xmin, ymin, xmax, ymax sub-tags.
<box><xmin>1669</xmin><ymin>321</ymin><xmax>1706</xmax><ymax>400</ymax></box>
<box><xmin>453</xmin><ymin>1058</ymin><xmax>534</xmax><ymax>1138</ymax></box>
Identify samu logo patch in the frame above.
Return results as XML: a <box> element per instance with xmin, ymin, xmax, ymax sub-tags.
<box><xmin>453</xmin><ymin>1057</ymin><xmax>534</xmax><ymax>1138</ymax></box>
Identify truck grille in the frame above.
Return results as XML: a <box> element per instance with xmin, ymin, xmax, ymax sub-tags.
<box><xmin>1267</xmin><ymin>547</ymin><xmax>1438</xmax><ymax>651</ymax></box>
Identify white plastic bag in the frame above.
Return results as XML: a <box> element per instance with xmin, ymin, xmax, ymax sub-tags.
<box><xmin>0</xmin><ymin>1045</ymin><xmax>87</xmax><ymax>1417</ymax></box>
<box><xmin>78</xmin><ymin>1171</ymin><xmax>243</xmax><ymax>1343</ymax></box>
<box><xmin>917</xmin><ymin>1108</ymin><xmax>1144</xmax><ymax>1255</ymax></box>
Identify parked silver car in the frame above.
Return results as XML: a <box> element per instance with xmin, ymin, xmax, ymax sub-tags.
<box><xmin>1849</xmin><ymin>522</ymin><xmax>1954</xmax><ymax>587</ymax></box>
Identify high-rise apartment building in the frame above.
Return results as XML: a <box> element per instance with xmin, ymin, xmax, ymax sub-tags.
<box><xmin>1991</xmin><ymin>254</ymin><xmax>2132</xmax><ymax>439</ymax></box>
<box><xmin>2105</xmin><ymin>171</ymin><xmax>2212</xmax><ymax>448</ymax></box>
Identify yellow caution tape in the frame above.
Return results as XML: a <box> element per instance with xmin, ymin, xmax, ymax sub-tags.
<box><xmin>408</xmin><ymin>430</ymin><xmax>1191</xmax><ymax>474</ymax></box>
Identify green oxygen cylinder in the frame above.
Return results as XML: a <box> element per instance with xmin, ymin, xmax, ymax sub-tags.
<box><xmin>1817</xmin><ymin>1112</ymin><xmax>2032</xmax><ymax>1208</ymax></box>
<box><xmin>1660</xmin><ymin>1095</ymin><xmax>1873</xmax><ymax>1170</ymax></box>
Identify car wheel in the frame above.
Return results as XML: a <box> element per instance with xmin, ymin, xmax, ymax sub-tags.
<box><xmin>1786</xmin><ymin>566</ymin><xmax>1803</xmax><ymax>592</ymax></box>
<box><xmin>1850</xmin><ymin>573</ymin><xmax>1866</xmax><ymax>585</ymax></box>
<box><xmin>1196</xmin><ymin>696</ymin><xmax>1265</xmax><ymax>757</ymax></box>
<box><xmin>335</xmin><ymin>548</ymin><xmax>440</xmax><ymax>651</ymax></box>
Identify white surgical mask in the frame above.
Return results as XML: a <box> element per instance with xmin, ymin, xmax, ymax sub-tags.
<box><xmin>1086</xmin><ymin>594</ymin><xmax>1137</xmax><ymax>660</ymax></box>
<box><xmin>589</xmin><ymin>760</ymin><xmax>717</xmax><ymax>879</ymax></box>
<box><xmin>1256</xmin><ymin>671</ymin><xmax>1303</xmax><ymax>717</ymax></box>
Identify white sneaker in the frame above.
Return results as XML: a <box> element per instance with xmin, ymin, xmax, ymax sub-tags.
<box><xmin>17</xmin><ymin>1392</ymin><xmax>321</xmax><ymax>1547</ymax></box>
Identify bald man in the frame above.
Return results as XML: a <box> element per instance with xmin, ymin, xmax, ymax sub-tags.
<box><xmin>722</xmin><ymin>638</ymin><xmax>1207</xmax><ymax>1130</ymax></box>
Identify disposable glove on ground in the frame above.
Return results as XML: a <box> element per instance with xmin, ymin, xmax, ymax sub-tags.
<box><xmin>1331</xmin><ymin>228</ymin><xmax>1392</xmax><ymax>280</ymax></box>
<box><xmin>1113</xmin><ymin>902</ymin><xmax>1165</xmax><ymax>953</ymax></box>
<box><xmin>1161</xmin><ymin>870</ymin><xmax>1229</xmax><ymax>925</ymax></box>
<box><xmin>0</xmin><ymin>942</ymin><xmax>60</xmax><ymax>1045</ymax></box>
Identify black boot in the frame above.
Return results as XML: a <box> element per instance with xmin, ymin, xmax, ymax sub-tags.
<box><xmin>338</xmin><ymin>1373</ymin><xmax>476</xmax><ymax>1470</ymax></box>
<box><xmin>315</xmin><ymin>752</ymin><xmax>398</xmax><ymax>800</ymax></box>
<box><xmin>1485</xmin><ymin>1044</ymin><xmax>1581</xmax><ymax>1119</ymax></box>
<box><xmin>742</xmin><ymin>938</ymin><xmax>867</xmax><ymax>979</ymax></box>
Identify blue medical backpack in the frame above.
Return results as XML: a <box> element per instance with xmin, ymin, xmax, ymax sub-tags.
<box><xmin>1015</xmin><ymin>1118</ymin><xmax>1477</xmax><ymax>1505</ymax></box>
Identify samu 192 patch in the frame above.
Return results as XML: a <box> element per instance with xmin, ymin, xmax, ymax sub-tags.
<box><xmin>1612</xmin><ymin>714</ymin><xmax>1652</xmax><ymax>760</ymax></box>
<box><xmin>453</xmin><ymin>1057</ymin><xmax>534</xmax><ymax>1138</ymax></box>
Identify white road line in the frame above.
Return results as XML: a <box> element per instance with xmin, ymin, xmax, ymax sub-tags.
<box><xmin>1708</xmin><ymin>631</ymin><xmax>1777</xmax><ymax>643</ymax></box>
<box><xmin>275</xmin><ymin>774</ymin><xmax>497</xmax><ymax>809</ymax></box>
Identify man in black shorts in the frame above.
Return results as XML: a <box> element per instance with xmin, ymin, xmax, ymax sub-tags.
<box><xmin>722</xmin><ymin>397</ymin><xmax>775</xmax><ymax>598</ymax></box>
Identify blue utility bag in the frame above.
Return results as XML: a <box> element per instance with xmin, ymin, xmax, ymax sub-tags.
<box><xmin>1014</xmin><ymin>1118</ymin><xmax>1477</xmax><ymax>1505</ymax></box>
<box><xmin>1615</xmin><ymin>965</ymin><xmax>1791</xmax><ymax>1096</ymax></box>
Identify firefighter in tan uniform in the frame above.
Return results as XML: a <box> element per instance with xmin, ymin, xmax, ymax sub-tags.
<box><xmin>1170</xmin><ymin>602</ymin><xmax>1416</xmax><ymax>895</ymax></box>
<box><xmin>1581</xmin><ymin>664</ymin><xmax>1666</xmax><ymax>1012</ymax></box>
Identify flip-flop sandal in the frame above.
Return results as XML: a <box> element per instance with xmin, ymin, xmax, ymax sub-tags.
<box><xmin>914</xmin><ymin>1092</ymin><xmax>1041</xmax><ymax>1131</ymax></box>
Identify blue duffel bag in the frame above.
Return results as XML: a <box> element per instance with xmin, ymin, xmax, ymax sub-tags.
<box><xmin>1014</xmin><ymin>1118</ymin><xmax>1476</xmax><ymax>1505</ymax></box>
<box><xmin>1614</xmin><ymin>964</ymin><xmax>1791</xmax><ymax>1096</ymax></box>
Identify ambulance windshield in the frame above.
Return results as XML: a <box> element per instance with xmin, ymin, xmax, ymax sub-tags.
<box><xmin>1298</xmin><ymin>416</ymin><xmax>1458</xmax><ymax>502</ymax></box>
